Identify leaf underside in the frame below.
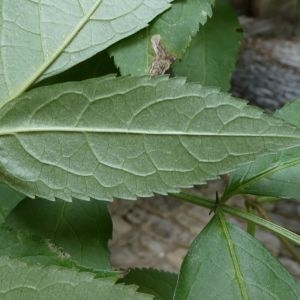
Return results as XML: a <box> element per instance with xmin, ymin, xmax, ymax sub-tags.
<box><xmin>226</xmin><ymin>99</ymin><xmax>300</xmax><ymax>199</ymax></box>
<box><xmin>0</xmin><ymin>76</ymin><xmax>299</xmax><ymax>202</ymax></box>
<box><xmin>0</xmin><ymin>256</ymin><xmax>152</xmax><ymax>300</ymax></box>
<box><xmin>0</xmin><ymin>0</ymin><xmax>173</xmax><ymax>103</ymax></box>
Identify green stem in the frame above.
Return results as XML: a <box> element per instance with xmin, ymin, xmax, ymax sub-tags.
<box><xmin>172</xmin><ymin>191</ymin><xmax>300</xmax><ymax>246</ymax></box>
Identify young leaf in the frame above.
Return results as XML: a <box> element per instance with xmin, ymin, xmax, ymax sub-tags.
<box><xmin>0</xmin><ymin>76</ymin><xmax>300</xmax><ymax>202</ymax></box>
<box><xmin>0</xmin><ymin>256</ymin><xmax>152</xmax><ymax>300</ymax></box>
<box><xmin>119</xmin><ymin>268</ymin><xmax>177</xmax><ymax>300</ymax></box>
<box><xmin>0</xmin><ymin>183</ymin><xmax>25</xmax><ymax>225</ymax></box>
<box><xmin>174</xmin><ymin>213</ymin><xmax>300</xmax><ymax>300</ymax></box>
<box><xmin>224</xmin><ymin>100</ymin><xmax>300</xmax><ymax>200</ymax></box>
<box><xmin>6</xmin><ymin>197</ymin><xmax>112</xmax><ymax>271</ymax></box>
<box><xmin>110</xmin><ymin>0</ymin><xmax>215</xmax><ymax>75</ymax></box>
<box><xmin>173</xmin><ymin>0</ymin><xmax>242</xmax><ymax>91</ymax></box>
<box><xmin>0</xmin><ymin>0</ymin><xmax>173</xmax><ymax>104</ymax></box>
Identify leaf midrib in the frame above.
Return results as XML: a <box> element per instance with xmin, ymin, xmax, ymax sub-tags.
<box><xmin>4</xmin><ymin>0</ymin><xmax>103</xmax><ymax>106</ymax></box>
<box><xmin>218</xmin><ymin>212</ymin><xmax>249</xmax><ymax>300</ymax></box>
<box><xmin>0</xmin><ymin>127</ymin><xmax>299</xmax><ymax>138</ymax></box>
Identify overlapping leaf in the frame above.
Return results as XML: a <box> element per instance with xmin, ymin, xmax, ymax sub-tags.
<box><xmin>174</xmin><ymin>213</ymin><xmax>300</xmax><ymax>299</ymax></box>
<box><xmin>225</xmin><ymin>100</ymin><xmax>300</xmax><ymax>199</ymax></box>
<box><xmin>0</xmin><ymin>256</ymin><xmax>152</xmax><ymax>300</ymax></box>
<box><xmin>0</xmin><ymin>183</ymin><xmax>25</xmax><ymax>225</ymax></box>
<box><xmin>173</xmin><ymin>0</ymin><xmax>242</xmax><ymax>91</ymax></box>
<box><xmin>0</xmin><ymin>0</ymin><xmax>173</xmax><ymax>103</ymax></box>
<box><xmin>0</xmin><ymin>226</ymin><xmax>75</xmax><ymax>267</ymax></box>
<box><xmin>110</xmin><ymin>0</ymin><xmax>215</xmax><ymax>75</ymax></box>
<box><xmin>119</xmin><ymin>268</ymin><xmax>177</xmax><ymax>300</ymax></box>
<box><xmin>6</xmin><ymin>197</ymin><xmax>112</xmax><ymax>271</ymax></box>
<box><xmin>0</xmin><ymin>76</ymin><xmax>300</xmax><ymax>202</ymax></box>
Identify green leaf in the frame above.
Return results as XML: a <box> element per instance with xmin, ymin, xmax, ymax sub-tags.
<box><xmin>173</xmin><ymin>0</ymin><xmax>242</xmax><ymax>91</ymax></box>
<box><xmin>119</xmin><ymin>268</ymin><xmax>177</xmax><ymax>300</ymax></box>
<box><xmin>0</xmin><ymin>0</ymin><xmax>173</xmax><ymax>104</ymax></box>
<box><xmin>225</xmin><ymin>100</ymin><xmax>300</xmax><ymax>200</ymax></box>
<box><xmin>110</xmin><ymin>0</ymin><xmax>215</xmax><ymax>75</ymax></box>
<box><xmin>6</xmin><ymin>197</ymin><xmax>112</xmax><ymax>271</ymax></box>
<box><xmin>35</xmin><ymin>50</ymin><xmax>118</xmax><ymax>88</ymax></box>
<box><xmin>0</xmin><ymin>225</ymin><xmax>74</xmax><ymax>267</ymax></box>
<box><xmin>224</xmin><ymin>146</ymin><xmax>300</xmax><ymax>200</ymax></box>
<box><xmin>0</xmin><ymin>76</ymin><xmax>300</xmax><ymax>202</ymax></box>
<box><xmin>174</xmin><ymin>213</ymin><xmax>300</xmax><ymax>300</ymax></box>
<box><xmin>0</xmin><ymin>183</ymin><xmax>25</xmax><ymax>225</ymax></box>
<box><xmin>274</xmin><ymin>99</ymin><xmax>300</xmax><ymax>128</ymax></box>
<box><xmin>0</xmin><ymin>256</ymin><xmax>152</xmax><ymax>300</ymax></box>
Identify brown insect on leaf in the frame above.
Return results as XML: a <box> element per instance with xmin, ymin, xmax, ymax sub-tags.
<box><xmin>149</xmin><ymin>34</ymin><xmax>176</xmax><ymax>77</ymax></box>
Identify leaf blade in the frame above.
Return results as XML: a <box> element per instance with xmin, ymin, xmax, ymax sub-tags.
<box><xmin>174</xmin><ymin>213</ymin><xmax>300</xmax><ymax>300</ymax></box>
<box><xmin>6</xmin><ymin>197</ymin><xmax>113</xmax><ymax>271</ymax></box>
<box><xmin>225</xmin><ymin>99</ymin><xmax>300</xmax><ymax>200</ymax></box>
<box><xmin>0</xmin><ymin>76</ymin><xmax>300</xmax><ymax>201</ymax></box>
<box><xmin>173</xmin><ymin>0</ymin><xmax>242</xmax><ymax>91</ymax></box>
<box><xmin>0</xmin><ymin>0</ymin><xmax>173</xmax><ymax>103</ymax></box>
<box><xmin>0</xmin><ymin>256</ymin><xmax>152</xmax><ymax>300</ymax></box>
<box><xmin>119</xmin><ymin>268</ymin><xmax>177</xmax><ymax>300</ymax></box>
<box><xmin>110</xmin><ymin>0</ymin><xmax>215</xmax><ymax>75</ymax></box>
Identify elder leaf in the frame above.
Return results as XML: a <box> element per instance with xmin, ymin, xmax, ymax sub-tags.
<box><xmin>0</xmin><ymin>0</ymin><xmax>173</xmax><ymax>103</ymax></box>
<box><xmin>0</xmin><ymin>76</ymin><xmax>299</xmax><ymax>201</ymax></box>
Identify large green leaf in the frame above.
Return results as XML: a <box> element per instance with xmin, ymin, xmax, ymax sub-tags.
<box><xmin>119</xmin><ymin>268</ymin><xmax>177</xmax><ymax>300</ymax></box>
<box><xmin>0</xmin><ymin>183</ymin><xmax>25</xmax><ymax>225</ymax></box>
<box><xmin>6</xmin><ymin>197</ymin><xmax>112</xmax><ymax>271</ymax></box>
<box><xmin>0</xmin><ymin>0</ymin><xmax>173</xmax><ymax>104</ymax></box>
<box><xmin>173</xmin><ymin>0</ymin><xmax>242</xmax><ymax>91</ymax></box>
<box><xmin>225</xmin><ymin>100</ymin><xmax>300</xmax><ymax>200</ymax></box>
<box><xmin>0</xmin><ymin>256</ymin><xmax>152</xmax><ymax>300</ymax></box>
<box><xmin>0</xmin><ymin>76</ymin><xmax>300</xmax><ymax>202</ymax></box>
<box><xmin>174</xmin><ymin>213</ymin><xmax>300</xmax><ymax>300</ymax></box>
<box><xmin>110</xmin><ymin>0</ymin><xmax>214</xmax><ymax>75</ymax></box>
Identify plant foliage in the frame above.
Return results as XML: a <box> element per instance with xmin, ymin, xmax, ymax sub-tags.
<box><xmin>0</xmin><ymin>1</ymin><xmax>300</xmax><ymax>299</ymax></box>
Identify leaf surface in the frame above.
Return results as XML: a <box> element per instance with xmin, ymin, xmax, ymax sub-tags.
<box><xmin>174</xmin><ymin>213</ymin><xmax>300</xmax><ymax>300</ymax></box>
<box><xmin>0</xmin><ymin>256</ymin><xmax>152</xmax><ymax>300</ymax></box>
<box><xmin>110</xmin><ymin>0</ymin><xmax>214</xmax><ymax>75</ymax></box>
<box><xmin>225</xmin><ymin>100</ymin><xmax>300</xmax><ymax>199</ymax></box>
<box><xmin>0</xmin><ymin>76</ymin><xmax>300</xmax><ymax>201</ymax></box>
<box><xmin>173</xmin><ymin>0</ymin><xmax>242</xmax><ymax>91</ymax></box>
<box><xmin>0</xmin><ymin>0</ymin><xmax>172</xmax><ymax>103</ymax></box>
<box><xmin>225</xmin><ymin>146</ymin><xmax>300</xmax><ymax>199</ymax></box>
<box><xmin>0</xmin><ymin>225</ymin><xmax>74</xmax><ymax>267</ymax></box>
<box><xmin>0</xmin><ymin>183</ymin><xmax>25</xmax><ymax>225</ymax></box>
<box><xmin>6</xmin><ymin>197</ymin><xmax>112</xmax><ymax>271</ymax></box>
<box><xmin>119</xmin><ymin>268</ymin><xmax>177</xmax><ymax>300</ymax></box>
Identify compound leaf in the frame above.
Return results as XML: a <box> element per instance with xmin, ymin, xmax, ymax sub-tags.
<box><xmin>0</xmin><ymin>76</ymin><xmax>300</xmax><ymax>201</ymax></box>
